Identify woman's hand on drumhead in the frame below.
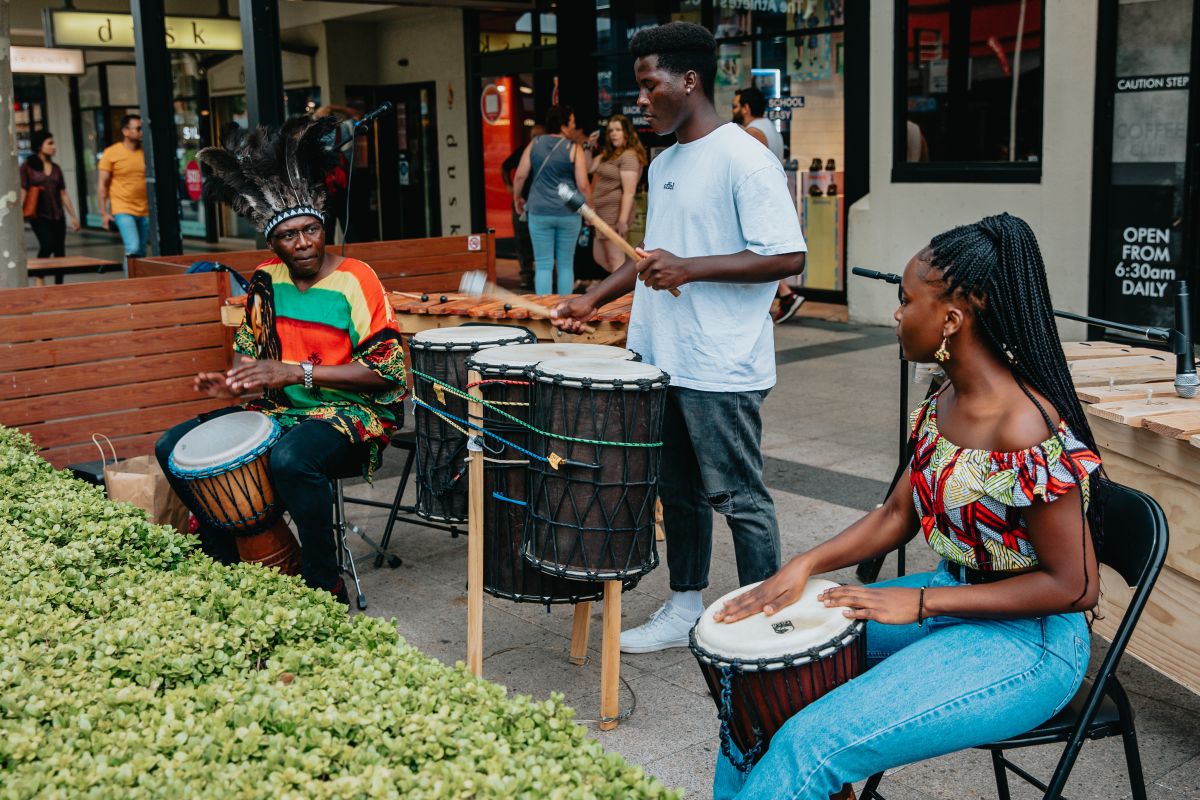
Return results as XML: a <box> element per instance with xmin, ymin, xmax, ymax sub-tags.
<box><xmin>714</xmin><ymin>556</ymin><xmax>813</xmax><ymax>624</ymax></box>
<box><xmin>818</xmin><ymin>585</ymin><xmax>922</xmax><ymax>625</ymax></box>
<box><xmin>195</xmin><ymin>371</ymin><xmax>240</xmax><ymax>399</ymax></box>
<box><xmin>550</xmin><ymin>296</ymin><xmax>597</xmax><ymax>334</ymax></box>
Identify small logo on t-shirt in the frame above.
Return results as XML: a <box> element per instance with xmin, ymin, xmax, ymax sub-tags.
<box><xmin>663</xmin><ymin>181</ymin><xmax>675</xmax><ymax>190</ymax></box>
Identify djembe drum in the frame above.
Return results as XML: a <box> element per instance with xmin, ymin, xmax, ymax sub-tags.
<box><xmin>167</xmin><ymin>411</ymin><xmax>301</xmax><ymax>574</ymax></box>
<box><xmin>409</xmin><ymin>325</ymin><xmax>535</xmax><ymax>522</ymax></box>
<box><xmin>689</xmin><ymin>579</ymin><xmax>866</xmax><ymax>770</ymax></box>
<box><xmin>466</xmin><ymin>343</ymin><xmax>638</xmax><ymax>602</ymax></box>
<box><xmin>524</xmin><ymin>357</ymin><xmax>668</xmax><ymax>581</ymax></box>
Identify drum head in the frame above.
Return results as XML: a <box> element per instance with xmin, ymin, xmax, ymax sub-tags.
<box><xmin>534</xmin><ymin>356</ymin><xmax>667</xmax><ymax>388</ymax></box>
<box><xmin>692</xmin><ymin>579</ymin><xmax>859</xmax><ymax>668</ymax></box>
<box><xmin>410</xmin><ymin>325</ymin><xmax>532</xmax><ymax>350</ymax></box>
<box><xmin>171</xmin><ymin>411</ymin><xmax>280</xmax><ymax>471</ymax></box>
<box><xmin>468</xmin><ymin>343</ymin><xmax>636</xmax><ymax>371</ymax></box>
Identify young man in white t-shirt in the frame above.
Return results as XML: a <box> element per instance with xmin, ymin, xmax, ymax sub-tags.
<box><xmin>552</xmin><ymin>21</ymin><xmax>807</xmax><ymax>653</ymax></box>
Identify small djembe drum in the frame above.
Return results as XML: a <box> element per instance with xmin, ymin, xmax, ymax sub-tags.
<box><xmin>167</xmin><ymin>411</ymin><xmax>301</xmax><ymax>574</ymax></box>
<box><xmin>689</xmin><ymin>579</ymin><xmax>866</xmax><ymax>771</ymax></box>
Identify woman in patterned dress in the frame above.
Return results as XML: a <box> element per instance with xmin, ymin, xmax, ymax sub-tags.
<box><xmin>712</xmin><ymin>213</ymin><xmax>1105</xmax><ymax>800</ymax></box>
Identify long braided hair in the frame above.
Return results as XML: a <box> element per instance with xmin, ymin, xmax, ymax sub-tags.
<box><xmin>922</xmin><ymin>213</ymin><xmax>1104</xmax><ymax>605</ymax></box>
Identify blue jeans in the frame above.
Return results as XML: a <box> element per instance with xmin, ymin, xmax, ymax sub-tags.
<box><xmin>661</xmin><ymin>387</ymin><xmax>780</xmax><ymax>591</ymax></box>
<box><xmin>527</xmin><ymin>213</ymin><xmax>581</xmax><ymax>295</ymax></box>
<box><xmin>114</xmin><ymin>213</ymin><xmax>149</xmax><ymax>263</ymax></box>
<box><xmin>713</xmin><ymin>564</ymin><xmax>1090</xmax><ymax>800</ymax></box>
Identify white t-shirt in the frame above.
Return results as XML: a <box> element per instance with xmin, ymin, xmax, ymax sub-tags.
<box><xmin>626</xmin><ymin>123</ymin><xmax>807</xmax><ymax>392</ymax></box>
<box><xmin>747</xmin><ymin>117</ymin><xmax>785</xmax><ymax>163</ymax></box>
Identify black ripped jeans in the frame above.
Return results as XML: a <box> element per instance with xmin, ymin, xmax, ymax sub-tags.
<box><xmin>156</xmin><ymin>408</ymin><xmax>371</xmax><ymax>592</ymax></box>
<box><xmin>659</xmin><ymin>386</ymin><xmax>780</xmax><ymax>592</ymax></box>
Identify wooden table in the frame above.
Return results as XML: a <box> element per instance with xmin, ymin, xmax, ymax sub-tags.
<box><xmin>28</xmin><ymin>256</ymin><xmax>123</xmax><ymax>286</ymax></box>
<box><xmin>1071</xmin><ymin>345</ymin><xmax>1200</xmax><ymax>694</ymax></box>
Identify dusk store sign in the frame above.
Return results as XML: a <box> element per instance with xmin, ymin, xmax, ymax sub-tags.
<box><xmin>45</xmin><ymin>11</ymin><xmax>242</xmax><ymax>52</ymax></box>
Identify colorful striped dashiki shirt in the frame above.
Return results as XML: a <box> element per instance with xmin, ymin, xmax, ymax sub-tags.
<box><xmin>908</xmin><ymin>392</ymin><xmax>1102</xmax><ymax>572</ymax></box>
<box><xmin>233</xmin><ymin>257</ymin><xmax>407</xmax><ymax>478</ymax></box>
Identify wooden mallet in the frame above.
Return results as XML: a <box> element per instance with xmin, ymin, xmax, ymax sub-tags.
<box><xmin>557</xmin><ymin>183</ymin><xmax>681</xmax><ymax>297</ymax></box>
<box><xmin>458</xmin><ymin>271</ymin><xmax>595</xmax><ymax>333</ymax></box>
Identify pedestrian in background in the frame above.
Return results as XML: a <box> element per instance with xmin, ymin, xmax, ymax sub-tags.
<box><xmin>503</xmin><ymin>123</ymin><xmax>546</xmax><ymax>290</ymax></box>
<box><xmin>21</xmin><ymin>130</ymin><xmax>80</xmax><ymax>259</ymax></box>
<box><xmin>98</xmin><ymin>114</ymin><xmax>150</xmax><ymax>270</ymax></box>
<box><xmin>588</xmin><ymin>114</ymin><xmax>647</xmax><ymax>273</ymax></box>
<box><xmin>511</xmin><ymin>105</ymin><xmax>590</xmax><ymax>295</ymax></box>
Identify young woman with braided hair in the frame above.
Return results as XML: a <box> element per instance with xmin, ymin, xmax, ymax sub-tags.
<box><xmin>711</xmin><ymin>213</ymin><xmax>1103</xmax><ymax>800</ymax></box>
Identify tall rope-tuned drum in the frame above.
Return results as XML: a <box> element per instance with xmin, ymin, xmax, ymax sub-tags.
<box><xmin>167</xmin><ymin>410</ymin><xmax>302</xmax><ymax>574</ymax></box>
<box><xmin>689</xmin><ymin>579</ymin><xmax>866</xmax><ymax>769</ymax></box>
<box><xmin>466</xmin><ymin>343</ymin><xmax>641</xmax><ymax>603</ymax></box>
<box><xmin>524</xmin><ymin>357</ymin><xmax>668</xmax><ymax>582</ymax></box>
<box><xmin>409</xmin><ymin>325</ymin><xmax>536</xmax><ymax>522</ymax></box>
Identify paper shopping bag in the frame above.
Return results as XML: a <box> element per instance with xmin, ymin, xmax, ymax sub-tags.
<box><xmin>104</xmin><ymin>454</ymin><xmax>190</xmax><ymax>534</ymax></box>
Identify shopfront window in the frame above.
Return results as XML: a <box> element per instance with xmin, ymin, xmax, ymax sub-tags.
<box><xmin>895</xmin><ymin>0</ymin><xmax>1043</xmax><ymax>180</ymax></box>
<box><xmin>1095</xmin><ymin>0</ymin><xmax>1193</xmax><ymax>330</ymax></box>
<box><xmin>713</xmin><ymin>4</ymin><xmax>846</xmax><ymax>293</ymax></box>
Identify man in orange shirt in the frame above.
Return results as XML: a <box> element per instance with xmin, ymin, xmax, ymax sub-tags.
<box><xmin>98</xmin><ymin>114</ymin><xmax>150</xmax><ymax>269</ymax></box>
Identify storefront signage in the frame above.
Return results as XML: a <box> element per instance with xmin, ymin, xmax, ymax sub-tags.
<box><xmin>480</xmin><ymin>84</ymin><xmax>505</xmax><ymax>125</ymax></box>
<box><xmin>46</xmin><ymin>11</ymin><xmax>242</xmax><ymax>52</ymax></box>
<box><xmin>1102</xmin><ymin>186</ymin><xmax>1181</xmax><ymax>329</ymax></box>
<box><xmin>1116</xmin><ymin>73</ymin><xmax>1190</xmax><ymax>93</ymax></box>
<box><xmin>11</xmin><ymin>46</ymin><xmax>85</xmax><ymax>75</ymax></box>
<box><xmin>184</xmin><ymin>161</ymin><xmax>204</xmax><ymax>202</ymax></box>
<box><xmin>766</xmin><ymin>96</ymin><xmax>804</xmax><ymax>121</ymax></box>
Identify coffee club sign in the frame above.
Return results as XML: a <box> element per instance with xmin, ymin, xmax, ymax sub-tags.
<box><xmin>45</xmin><ymin>11</ymin><xmax>242</xmax><ymax>52</ymax></box>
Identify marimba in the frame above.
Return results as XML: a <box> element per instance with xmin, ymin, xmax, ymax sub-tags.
<box><xmin>390</xmin><ymin>292</ymin><xmax>633</xmax><ymax>346</ymax></box>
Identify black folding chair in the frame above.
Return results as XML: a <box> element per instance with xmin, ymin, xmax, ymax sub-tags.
<box><xmin>861</xmin><ymin>482</ymin><xmax>1168</xmax><ymax>800</ymax></box>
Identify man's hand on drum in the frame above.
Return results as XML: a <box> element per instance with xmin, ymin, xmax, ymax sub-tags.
<box><xmin>550</xmin><ymin>296</ymin><xmax>597</xmax><ymax>334</ymax></box>
<box><xmin>195</xmin><ymin>371</ymin><xmax>241</xmax><ymax>399</ymax></box>
<box><xmin>713</xmin><ymin>556</ymin><xmax>813</xmax><ymax>623</ymax></box>
<box><xmin>225</xmin><ymin>359</ymin><xmax>299</xmax><ymax>393</ymax></box>
<box><xmin>818</xmin><ymin>585</ymin><xmax>922</xmax><ymax>626</ymax></box>
<box><xmin>636</xmin><ymin>247</ymin><xmax>688</xmax><ymax>292</ymax></box>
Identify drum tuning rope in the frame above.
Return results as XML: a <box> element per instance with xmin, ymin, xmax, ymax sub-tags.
<box><xmin>719</xmin><ymin>667</ymin><xmax>765</xmax><ymax>772</ymax></box>
<box><xmin>413</xmin><ymin>369</ymin><xmax>663</xmax><ymax>450</ymax></box>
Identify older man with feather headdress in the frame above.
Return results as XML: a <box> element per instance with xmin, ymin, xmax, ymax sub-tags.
<box><xmin>154</xmin><ymin>116</ymin><xmax>407</xmax><ymax>605</ymax></box>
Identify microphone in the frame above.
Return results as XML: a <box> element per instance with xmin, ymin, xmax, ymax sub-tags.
<box><xmin>851</xmin><ymin>266</ymin><xmax>902</xmax><ymax>285</ymax></box>
<box><xmin>355</xmin><ymin>101</ymin><xmax>394</xmax><ymax>128</ymax></box>
<box><xmin>1173</xmin><ymin>281</ymin><xmax>1197</xmax><ymax>398</ymax></box>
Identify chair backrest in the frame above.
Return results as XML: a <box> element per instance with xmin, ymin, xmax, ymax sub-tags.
<box><xmin>1096</xmin><ymin>480</ymin><xmax>1168</xmax><ymax>590</ymax></box>
<box><xmin>1040</xmin><ymin>481</ymin><xmax>1167</xmax><ymax>797</ymax></box>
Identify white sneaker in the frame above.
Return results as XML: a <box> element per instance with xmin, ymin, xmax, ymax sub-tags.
<box><xmin>620</xmin><ymin>601</ymin><xmax>700</xmax><ymax>654</ymax></box>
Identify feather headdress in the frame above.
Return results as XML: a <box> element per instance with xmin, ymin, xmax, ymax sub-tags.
<box><xmin>197</xmin><ymin>116</ymin><xmax>340</xmax><ymax>237</ymax></box>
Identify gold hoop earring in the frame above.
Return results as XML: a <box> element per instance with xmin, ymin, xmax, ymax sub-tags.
<box><xmin>934</xmin><ymin>337</ymin><xmax>950</xmax><ymax>363</ymax></box>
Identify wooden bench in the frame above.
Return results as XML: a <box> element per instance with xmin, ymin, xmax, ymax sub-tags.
<box><xmin>28</xmin><ymin>256</ymin><xmax>123</xmax><ymax>286</ymax></box>
<box><xmin>0</xmin><ymin>273</ymin><xmax>232</xmax><ymax>469</ymax></box>
<box><xmin>129</xmin><ymin>233</ymin><xmax>496</xmax><ymax>293</ymax></box>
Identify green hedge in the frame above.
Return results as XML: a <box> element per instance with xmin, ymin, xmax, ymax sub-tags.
<box><xmin>0</xmin><ymin>427</ymin><xmax>678</xmax><ymax>799</ymax></box>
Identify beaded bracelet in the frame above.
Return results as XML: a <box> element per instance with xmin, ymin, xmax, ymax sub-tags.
<box><xmin>917</xmin><ymin>587</ymin><xmax>926</xmax><ymax>627</ymax></box>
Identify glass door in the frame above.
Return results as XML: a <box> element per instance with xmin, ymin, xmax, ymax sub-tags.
<box><xmin>1093</xmin><ymin>0</ymin><xmax>1197</xmax><ymax>331</ymax></box>
<box><xmin>346</xmin><ymin>83</ymin><xmax>441</xmax><ymax>241</ymax></box>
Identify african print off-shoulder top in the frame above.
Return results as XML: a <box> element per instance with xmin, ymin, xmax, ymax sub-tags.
<box><xmin>908</xmin><ymin>393</ymin><xmax>1102</xmax><ymax>572</ymax></box>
